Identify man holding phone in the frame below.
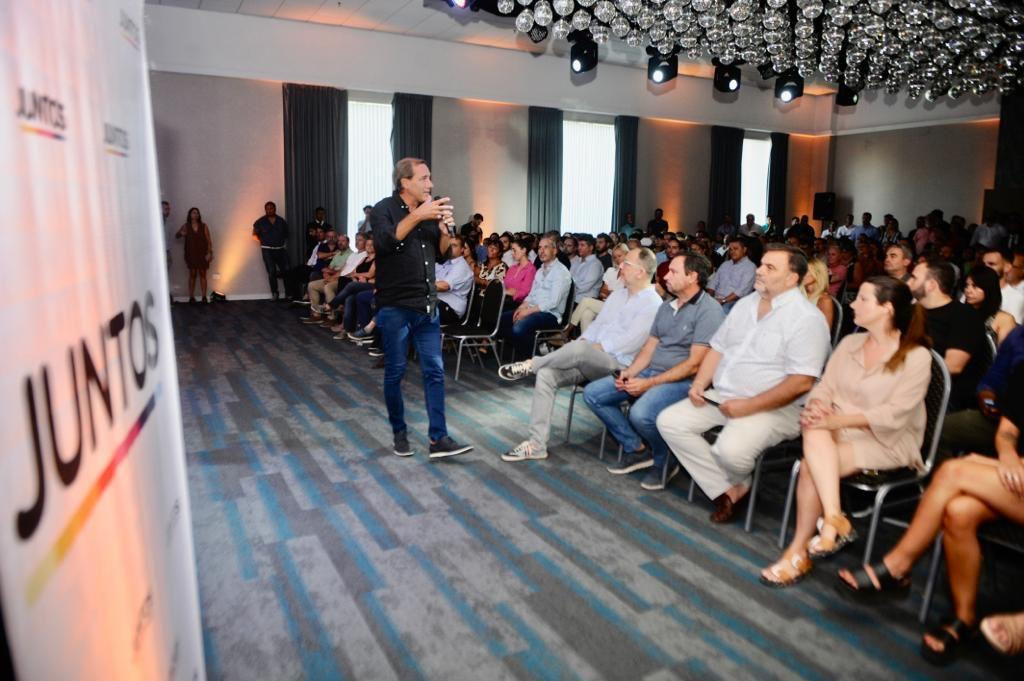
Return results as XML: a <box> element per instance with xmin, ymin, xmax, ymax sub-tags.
<box><xmin>370</xmin><ymin>157</ymin><xmax>471</xmax><ymax>460</ymax></box>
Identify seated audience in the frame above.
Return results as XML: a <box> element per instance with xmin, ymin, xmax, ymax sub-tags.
<box><xmin>908</xmin><ymin>258</ymin><xmax>988</xmax><ymax>411</ymax></box>
<box><xmin>324</xmin><ymin>240</ymin><xmax>376</xmax><ymax>333</ymax></box>
<box><xmin>851</xmin><ymin>212</ymin><xmax>880</xmax><ymax>243</ymax></box>
<box><xmin>584</xmin><ymin>254</ymin><xmax>725</xmax><ymax>489</ymax></box>
<box><xmin>499</xmin><ymin>235</ymin><xmax>573</xmax><ymax>360</ymax></box>
<box><xmin>964</xmin><ymin>266</ymin><xmax>1017</xmax><ymax>345</ymax></box>
<box><xmin>706</xmin><ymin>236</ymin><xmax>756</xmax><ymax>311</ymax></box>
<box><xmin>654</xmin><ymin>237</ymin><xmax>682</xmax><ymax>295</ymax></box>
<box><xmin>595</xmin><ymin>233</ymin><xmax>613</xmax><ymax>269</ymax></box>
<box><xmin>738</xmin><ymin>213</ymin><xmax>761</xmax><ymax>237</ymax></box>
<box><xmin>436</xmin><ymin>235</ymin><xmax>475</xmax><ymax>325</ymax></box>
<box><xmin>803</xmin><ymin>258</ymin><xmax>835</xmax><ymax>331</ymax></box>
<box><xmin>536</xmin><ymin>231</ymin><xmax>571</xmax><ymax>270</ymax></box>
<box><xmin>836</xmin><ymin>363</ymin><xmax>1024</xmax><ymax>666</ymax></box>
<box><xmin>475</xmin><ymin>240</ymin><xmax>508</xmax><ymax>291</ymax></box>
<box><xmin>503</xmin><ymin>238</ymin><xmax>537</xmax><ymax>305</ymax></box>
<box><xmin>568</xmin><ymin>243</ymin><xmax>629</xmax><ymax>334</ymax></box>
<box><xmin>305</xmin><ymin>237</ymin><xmax>352</xmax><ymax>318</ymax></box>
<box><xmin>760</xmin><ymin>276</ymin><xmax>932</xmax><ymax>587</ymax></box>
<box><xmin>850</xmin><ymin>238</ymin><xmax>883</xmax><ymax>289</ymax></box>
<box><xmin>657</xmin><ymin>245</ymin><xmax>831</xmax><ymax>523</ymax></box>
<box><xmin>883</xmin><ymin>243</ymin><xmax>913</xmax><ymax>282</ymax></box>
<box><xmin>981</xmin><ymin>248</ymin><xmax>1024</xmax><ymax>324</ymax></box>
<box><xmin>570</xmin><ymin>234</ymin><xmax>604</xmax><ymax>303</ymax></box>
<box><xmin>496</xmin><ymin>248</ymin><xmax>662</xmax><ymax>461</ymax></box>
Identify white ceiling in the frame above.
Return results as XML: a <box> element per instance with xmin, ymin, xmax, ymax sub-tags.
<box><xmin>145</xmin><ymin>0</ymin><xmax>734</xmax><ymax>81</ymax></box>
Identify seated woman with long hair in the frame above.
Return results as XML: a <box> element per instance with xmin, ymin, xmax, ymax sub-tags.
<box><xmin>760</xmin><ymin>276</ymin><xmax>932</xmax><ymax>586</ymax></box>
<box><xmin>836</xmin><ymin>362</ymin><xmax>1024</xmax><ymax>666</ymax></box>
<box><xmin>803</xmin><ymin>258</ymin><xmax>835</xmax><ymax>331</ymax></box>
<box><xmin>964</xmin><ymin>265</ymin><xmax>1016</xmax><ymax>345</ymax></box>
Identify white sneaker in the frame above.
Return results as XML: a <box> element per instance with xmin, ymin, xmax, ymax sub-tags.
<box><xmin>500</xmin><ymin>440</ymin><xmax>547</xmax><ymax>462</ymax></box>
<box><xmin>498</xmin><ymin>359</ymin><xmax>534</xmax><ymax>381</ymax></box>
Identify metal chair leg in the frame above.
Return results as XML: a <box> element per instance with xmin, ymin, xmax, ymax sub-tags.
<box><xmin>564</xmin><ymin>386</ymin><xmax>577</xmax><ymax>443</ymax></box>
<box><xmin>744</xmin><ymin>455</ymin><xmax>764</xmax><ymax>533</ymax></box>
<box><xmin>862</xmin><ymin>485</ymin><xmax>894</xmax><ymax>565</ymax></box>
<box><xmin>598</xmin><ymin>427</ymin><xmax>607</xmax><ymax>461</ymax></box>
<box><xmin>919</xmin><ymin>533</ymin><xmax>944</xmax><ymax>624</ymax></box>
<box><xmin>687</xmin><ymin>478</ymin><xmax>696</xmax><ymax>502</ymax></box>
<box><xmin>779</xmin><ymin>460</ymin><xmax>801</xmax><ymax>550</ymax></box>
<box><xmin>454</xmin><ymin>338</ymin><xmax>465</xmax><ymax>381</ymax></box>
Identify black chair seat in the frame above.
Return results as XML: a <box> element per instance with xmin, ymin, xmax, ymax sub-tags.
<box><xmin>445</xmin><ymin>322</ymin><xmax>489</xmax><ymax>337</ymax></box>
<box><xmin>844</xmin><ymin>467</ymin><xmax>920</xmax><ymax>487</ymax></box>
<box><xmin>979</xmin><ymin>519</ymin><xmax>1024</xmax><ymax>550</ymax></box>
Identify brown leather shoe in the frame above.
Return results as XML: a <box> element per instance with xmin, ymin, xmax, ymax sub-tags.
<box><xmin>710</xmin><ymin>493</ymin><xmax>746</xmax><ymax>523</ymax></box>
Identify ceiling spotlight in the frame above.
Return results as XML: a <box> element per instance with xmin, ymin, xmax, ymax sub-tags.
<box><xmin>757</xmin><ymin>63</ymin><xmax>776</xmax><ymax>81</ymax></box>
<box><xmin>528</xmin><ymin>24</ymin><xmax>548</xmax><ymax>43</ymax></box>
<box><xmin>713</xmin><ymin>64</ymin><xmax>741</xmax><ymax>93</ymax></box>
<box><xmin>445</xmin><ymin>0</ymin><xmax>471</xmax><ymax>8</ymax></box>
<box><xmin>774</xmin><ymin>71</ymin><xmax>804</xmax><ymax>103</ymax></box>
<box><xmin>570</xmin><ymin>36</ymin><xmax>598</xmax><ymax>74</ymax></box>
<box><xmin>836</xmin><ymin>82</ymin><xmax>861</xmax><ymax>106</ymax></box>
<box><xmin>647</xmin><ymin>47</ymin><xmax>678</xmax><ymax>84</ymax></box>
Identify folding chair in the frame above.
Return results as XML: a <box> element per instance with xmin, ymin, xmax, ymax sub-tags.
<box><xmin>443</xmin><ymin>280</ymin><xmax>505</xmax><ymax>381</ymax></box>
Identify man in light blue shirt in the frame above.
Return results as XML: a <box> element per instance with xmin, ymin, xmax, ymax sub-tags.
<box><xmin>706</xmin><ymin>236</ymin><xmax>756</xmax><ymax>311</ymax></box>
<box><xmin>497</xmin><ymin>247</ymin><xmax>663</xmax><ymax>462</ymax></box>
<box><xmin>497</xmin><ymin>234</ymin><xmax>572</xmax><ymax>359</ymax></box>
<box><xmin>850</xmin><ymin>212</ymin><xmax>880</xmax><ymax>243</ymax></box>
<box><xmin>570</xmin><ymin>234</ymin><xmax>605</xmax><ymax>302</ymax></box>
<box><xmin>435</xmin><ymin>237</ymin><xmax>475</xmax><ymax>325</ymax></box>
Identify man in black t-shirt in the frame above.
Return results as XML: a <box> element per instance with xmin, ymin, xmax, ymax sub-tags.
<box><xmin>647</xmin><ymin>209</ymin><xmax>669</xmax><ymax>235</ymax></box>
<box><xmin>909</xmin><ymin>258</ymin><xmax>988</xmax><ymax>410</ymax></box>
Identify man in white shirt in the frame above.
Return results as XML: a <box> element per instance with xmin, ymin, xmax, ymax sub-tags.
<box><xmin>656</xmin><ymin>245</ymin><xmax>831</xmax><ymax>523</ymax></box>
<box><xmin>981</xmin><ymin>248</ymin><xmax>1024</xmax><ymax>324</ymax></box>
<box><xmin>569</xmin><ymin>234</ymin><xmax>605</xmax><ymax>303</ymax></box>
<box><xmin>435</xmin><ymin>235</ymin><xmax>475</xmax><ymax>325</ymax></box>
<box><xmin>498</xmin><ymin>248</ymin><xmax>663</xmax><ymax>462</ymax></box>
<box><xmin>706</xmin><ymin>236</ymin><xmax>756</xmax><ymax>311</ymax></box>
<box><xmin>835</xmin><ymin>214</ymin><xmax>854</xmax><ymax>239</ymax></box>
<box><xmin>971</xmin><ymin>216</ymin><xmax>1007</xmax><ymax>250</ymax></box>
<box><xmin>738</xmin><ymin>213</ymin><xmax>760</xmax><ymax>237</ymax></box>
<box><xmin>337</xmin><ymin>232</ymin><xmax>368</xmax><ymax>280</ymax></box>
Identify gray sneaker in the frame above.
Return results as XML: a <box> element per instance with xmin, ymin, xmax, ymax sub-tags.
<box><xmin>501</xmin><ymin>440</ymin><xmax>548</xmax><ymax>462</ymax></box>
<box><xmin>393</xmin><ymin>431</ymin><xmax>413</xmax><ymax>457</ymax></box>
<box><xmin>606</xmin><ymin>449</ymin><xmax>654</xmax><ymax>475</ymax></box>
<box><xmin>640</xmin><ymin>465</ymin><xmax>680</xmax><ymax>491</ymax></box>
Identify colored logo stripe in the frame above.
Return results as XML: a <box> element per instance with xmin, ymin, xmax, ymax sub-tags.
<box><xmin>25</xmin><ymin>385</ymin><xmax>161</xmax><ymax>605</ymax></box>
<box><xmin>106</xmin><ymin>148</ymin><xmax>128</xmax><ymax>157</ymax></box>
<box><xmin>20</xmin><ymin>123</ymin><xmax>65</xmax><ymax>140</ymax></box>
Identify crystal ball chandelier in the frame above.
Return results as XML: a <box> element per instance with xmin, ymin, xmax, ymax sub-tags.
<box><xmin>473</xmin><ymin>0</ymin><xmax>1024</xmax><ymax>101</ymax></box>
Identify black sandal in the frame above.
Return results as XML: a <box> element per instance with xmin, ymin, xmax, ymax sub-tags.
<box><xmin>920</xmin><ymin>619</ymin><xmax>976</xmax><ymax>667</ymax></box>
<box><xmin>834</xmin><ymin>561</ymin><xmax>911</xmax><ymax>604</ymax></box>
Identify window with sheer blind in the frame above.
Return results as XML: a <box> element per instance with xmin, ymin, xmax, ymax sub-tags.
<box><xmin>740</xmin><ymin>135</ymin><xmax>772</xmax><ymax>225</ymax></box>
<box><xmin>560</xmin><ymin>119</ymin><xmax>616</xmax><ymax>235</ymax></box>
<box><xmin>346</xmin><ymin>99</ymin><xmax>393</xmax><ymax>235</ymax></box>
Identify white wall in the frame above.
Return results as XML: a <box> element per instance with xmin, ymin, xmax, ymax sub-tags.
<box><xmin>151</xmin><ymin>71</ymin><xmax>284</xmax><ymax>299</ymax></box>
<box><xmin>636</xmin><ymin>119</ymin><xmax>711</xmax><ymax>234</ymax></box>
<box><xmin>831</xmin><ymin>120</ymin><xmax>1000</xmax><ymax>227</ymax></box>
<box><xmin>430</xmin><ymin>98</ymin><xmax>529</xmax><ymax>235</ymax></box>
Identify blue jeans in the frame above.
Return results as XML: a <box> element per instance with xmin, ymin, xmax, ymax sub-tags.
<box><xmin>377</xmin><ymin>306</ymin><xmax>447</xmax><ymax>442</ymax></box>
<box><xmin>498</xmin><ymin>310</ymin><xmax>559</xmax><ymax>360</ymax></box>
<box><xmin>582</xmin><ymin>368</ymin><xmax>692</xmax><ymax>470</ymax></box>
<box><xmin>354</xmin><ymin>289</ymin><xmax>375</xmax><ymax>330</ymax></box>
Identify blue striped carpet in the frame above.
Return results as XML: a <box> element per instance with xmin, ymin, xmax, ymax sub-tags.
<box><xmin>174</xmin><ymin>300</ymin><xmax>1019</xmax><ymax>680</ymax></box>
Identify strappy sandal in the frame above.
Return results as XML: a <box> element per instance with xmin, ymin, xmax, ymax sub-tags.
<box><xmin>807</xmin><ymin>513</ymin><xmax>858</xmax><ymax>560</ymax></box>
<box><xmin>759</xmin><ymin>552</ymin><xmax>812</xmax><ymax>589</ymax></box>
<box><xmin>921</xmin><ymin>618</ymin><xmax>976</xmax><ymax>667</ymax></box>
<box><xmin>834</xmin><ymin>561</ymin><xmax>911</xmax><ymax>604</ymax></box>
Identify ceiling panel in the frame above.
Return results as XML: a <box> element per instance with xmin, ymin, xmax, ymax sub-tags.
<box><xmin>237</xmin><ymin>0</ymin><xmax>284</xmax><ymax>17</ymax></box>
<box><xmin>158</xmin><ymin>0</ymin><xmax>202</xmax><ymax>9</ymax></box>
<box><xmin>197</xmin><ymin>0</ymin><xmax>244</xmax><ymax>12</ymax></box>
<box><xmin>308</xmin><ymin>0</ymin><xmax>364</xmax><ymax>26</ymax></box>
<box><xmin>274</xmin><ymin>0</ymin><xmax>326</xmax><ymax>22</ymax></box>
<box><xmin>341</xmin><ymin>0</ymin><xmax>416</xmax><ymax>31</ymax></box>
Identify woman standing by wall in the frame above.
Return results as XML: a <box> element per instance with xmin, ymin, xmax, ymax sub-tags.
<box><xmin>176</xmin><ymin>207</ymin><xmax>213</xmax><ymax>303</ymax></box>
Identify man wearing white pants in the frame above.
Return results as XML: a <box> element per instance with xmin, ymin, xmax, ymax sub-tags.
<box><xmin>656</xmin><ymin>244</ymin><xmax>831</xmax><ymax>523</ymax></box>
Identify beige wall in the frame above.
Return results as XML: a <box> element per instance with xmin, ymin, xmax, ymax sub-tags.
<box><xmin>830</xmin><ymin>120</ymin><xmax>999</xmax><ymax>228</ymax></box>
<box><xmin>636</xmin><ymin>119</ymin><xmax>711</xmax><ymax>234</ymax></box>
<box><xmin>430</xmin><ymin>98</ymin><xmax>529</xmax><ymax>236</ymax></box>
<box><xmin>151</xmin><ymin>71</ymin><xmax>285</xmax><ymax>299</ymax></box>
<box><xmin>786</xmin><ymin>134</ymin><xmax>832</xmax><ymax>231</ymax></box>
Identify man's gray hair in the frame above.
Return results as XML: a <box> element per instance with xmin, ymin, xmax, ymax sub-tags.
<box><xmin>393</xmin><ymin>157</ymin><xmax>426</xmax><ymax>191</ymax></box>
<box><xmin>636</xmin><ymin>247</ymin><xmax>658</xmax><ymax>278</ymax></box>
<box><xmin>611</xmin><ymin>243</ymin><xmax>629</xmax><ymax>256</ymax></box>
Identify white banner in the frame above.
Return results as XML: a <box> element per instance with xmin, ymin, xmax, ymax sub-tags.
<box><xmin>0</xmin><ymin>2</ymin><xmax>204</xmax><ymax>679</ymax></box>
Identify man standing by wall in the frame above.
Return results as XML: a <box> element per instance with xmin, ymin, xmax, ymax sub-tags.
<box><xmin>371</xmin><ymin>157</ymin><xmax>472</xmax><ymax>459</ymax></box>
<box><xmin>252</xmin><ymin>201</ymin><xmax>289</xmax><ymax>301</ymax></box>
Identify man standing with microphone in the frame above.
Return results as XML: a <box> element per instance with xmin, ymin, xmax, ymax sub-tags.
<box><xmin>370</xmin><ymin>157</ymin><xmax>472</xmax><ymax>459</ymax></box>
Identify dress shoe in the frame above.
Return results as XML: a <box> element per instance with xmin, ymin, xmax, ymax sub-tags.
<box><xmin>710</xmin><ymin>493</ymin><xmax>746</xmax><ymax>524</ymax></box>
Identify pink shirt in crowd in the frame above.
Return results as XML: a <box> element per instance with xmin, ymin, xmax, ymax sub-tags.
<box><xmin>504</xmin><ymin>263</ymin><xmax>537</xmax><ymax>303</ymax></box>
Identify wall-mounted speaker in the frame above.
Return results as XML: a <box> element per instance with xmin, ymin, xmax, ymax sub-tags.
<box><xmin>813</xmin><ymin>192</ymin><xmax>836</xmax><ymax>221</ymax></box>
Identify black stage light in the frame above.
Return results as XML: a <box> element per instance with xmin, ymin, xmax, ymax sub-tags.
<box><xmin>445</xmin><ymin>0</ymin><xmax>471</xmax><ymax>8</ymax></box>
<box><xmin>713</xmin><ymin>64</ymin><xmax>741</xmax><ymax>92</ymax></box>
<box><xmin>570</xmin><ymin>36</ymin><xmax>598</xmax><ymax>74</ymax></box>
<box><xmin>210</xmin><ymin>290</ymin><xmax>228</xmax><ymax>303</ymax></box>
<box><xmin>757</xmin><ymin>63</ymin><xmax>776</xmax><ymax>80</ymax></box>
<box><xmin>647</xmin><ymin>46</ymin><xmax>678</xmax><ymax>84</ymax></box>
<box><xmin>528</xmin><ymin>24</ymin><xmax>548</xmax><ymax>43</ymax></box>
<box><xmin>774</xmin><ymin>71</ymin><xmax>804</xmax><ymax>103</ymax></box>
<box><xmin>836</xmin><ymin>82</ymin><xmax>861</xmax><ymax>106</ymax></box>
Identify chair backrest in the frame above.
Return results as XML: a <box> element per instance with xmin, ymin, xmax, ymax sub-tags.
<box><xmin>478</xmin><ymin>280</ymin><xmax>506</xmax><ymax>334</ymax></box>
<box><xmin>920</xmin><ymin>349</ymin><xmax>952</xmax><ymax>473</ymax></box>
<box><xmin>983</xmin><ymin>329</ymin><xmax>998</xmax><ymax>371</ymax></box>
<box><xmin>559</xmin><ymin>282</ymin><xmax>576</xmax><ymax>330</ymax></box>
<box><xmin>459</xmin><ymin>279</ymin><xmax>476</xmax><ymax>325</ymax></box>
<box><xmin>829</xmin><ymin>295</ymin><xmax>844</xmax><ymax>347</ymax></box>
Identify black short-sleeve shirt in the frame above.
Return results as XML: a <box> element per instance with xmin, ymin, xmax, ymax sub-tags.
<box><xmin>1002</xmin><ymin>362</ymin><xmax>1024</xmax><ymax>437</ymax></box>
<box><xmin>925</xmin><ymin>300</ymin><xmax>987</xmax><ymax>410</ymax></box>
<box><xmin>370</xmin><ymin>192</ymin><xmax>447</xmax><ymax>314</ymax></box>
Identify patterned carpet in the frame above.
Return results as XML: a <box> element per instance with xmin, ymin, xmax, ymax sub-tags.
<box><xmin>174</xmin><ymin>300</ymin><xmax>1019</xmax><ymax>680</ymax></box>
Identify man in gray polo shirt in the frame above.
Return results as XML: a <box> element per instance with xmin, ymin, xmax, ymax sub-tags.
<box><xmin>583</xmin><ymin>253</ymin><xmax>725</xmax><ymax>490</ymax></box>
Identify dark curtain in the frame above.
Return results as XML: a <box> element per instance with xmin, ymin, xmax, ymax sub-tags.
<box><xmin>612</xmin><ymin>116</ymin><xmax>638</xmax><ymax>232</ymax></box>
<box><xmin>282</xmin><ymin>84</ymin><xmax>347</xmax><ymax>261</ymax></box>
<box><xmin>391</xmin><ymin>93</ymin><xmax>433</xmax><ymax>165</ymax></box>
<box><xmin>767</xmin><ymin>132</ymin><xmax>789</xmax><ymax>227</ymax></box>
<box><xmin>707</xmin><ymin>125</ymin><xmax>744</xmax><ymax>230</ymax></box>
<box><xmin>995</xmin><ymin>92</ymin><xmax>1024</xmax><ymax>190</ymax></box>
<box><xmin>528</xmin><ymin>106</ymin><xmax>563</xmax><ymax>233</ymax></box>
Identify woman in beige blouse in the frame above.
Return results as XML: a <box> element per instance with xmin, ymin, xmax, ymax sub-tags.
<box><xmin>760</xmin><ymin>275</ymin><xmax>932</xmax><ymax>587</ymax></box>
